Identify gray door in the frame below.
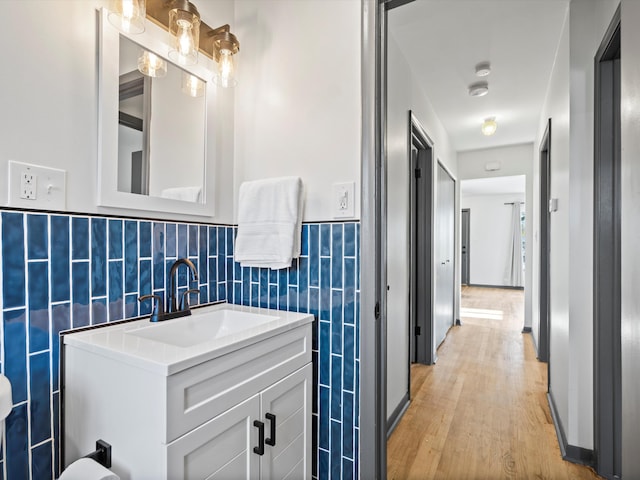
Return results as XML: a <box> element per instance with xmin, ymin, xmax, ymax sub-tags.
<box><xmin>435</xmin><ymin>163</ymin><xmax>455</xmax><ymax>348</ymax></box>
<box><xmin>461</xmin><ymin>209</ymin><xmax>470</xmax><ymax>285</ymax></box>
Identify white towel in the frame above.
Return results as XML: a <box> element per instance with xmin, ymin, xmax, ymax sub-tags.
<box><xmin>235</xmin><ymin>177</ymin><xmax>304</xmax><ymax>269</ymax></box>
<box><xmin>160</xmin><ymin>186</ymin><xmax>202</xmax><ymax>202</ymax></box>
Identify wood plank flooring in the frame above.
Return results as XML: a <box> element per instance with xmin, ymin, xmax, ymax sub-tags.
<box><xmin>387</xmin><ymin>286</ymin><xmax>601</xmax><ymax>479</ymax></box>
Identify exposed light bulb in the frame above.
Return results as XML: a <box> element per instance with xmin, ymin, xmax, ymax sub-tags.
<box><xmin>108</xmin><ymin>0</ymin><xmax>145</xmax><ymax>34</ymax></box>
<box><xmin>481</xmin><ymin>117</ymin><xmax>497</xmax><ymax>136</ymax></box>
<box><xmin>169</xmin><ymin>8</ymin><xmax>200</xmax><ymax>66</ymax></box>
<box><xmin>138</xmin><ymin>51</ymin><xmax>167</xmax><ymax>78</ymax></box>
<box><xmin>214</xmin><ymin>49</ymin><xmax>237</xmax><ymax>88</ymax></box>
<box><xmin>177</xmin><ymin>19</ymin><xmax>194</xmax><ymax>56</ymax></box>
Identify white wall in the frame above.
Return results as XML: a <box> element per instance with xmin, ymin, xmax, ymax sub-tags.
<box><xmin>461</xmin><ymin>193</ymin><xmax>525</xmax><ymax>287</ymax></box>
<box><xmin>0</xmin><ymin>0</ymin><xmax>235</xmax><ymax>223</ymax></box>
<box><xmin>233</xmin><ymin>0</ymin><xmax>361</xmax><ymax>223</ymax></box>
<box><xmin>458</xmin><ymin>144</ymin><xmax>533</xmax><ymax>327</ymax></box>
<box><xmin>533</xmin><ymin>0</ymin><xmax>619</xmax><ymax>450</ymax></box>
<box><xmin>385</xmin><ymin>31</ymin><xmax>458</xmax><ymax>419</ymax></box>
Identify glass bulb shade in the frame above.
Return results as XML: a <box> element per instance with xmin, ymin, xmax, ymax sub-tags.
<box><xmin>108</xmin><ymin>0</ymin><xmax>146</xmax><ymax>34</ymax></box>
<box><xmin>137</xmin><ymin>50</ymin><xmax>167</xmax><ymax>78</ymax></box>
<box><xmin>213</xmin><ymin>49</ymin><xmax>238</xmax><ymax>88</ymax></box>
<box><xmin>481</xmin><ymin>118</ymin><xmax>497</xmax><ymax>136</ymax></box>
<box><xmin>182</xmin><ymin>73</ymin><xmax>205</xmax><ymax>97</ymax></box>
<box><xmin>169</xmin><ymin>9</ymin><xmax>200</xmax><ymax>66</ymax></box>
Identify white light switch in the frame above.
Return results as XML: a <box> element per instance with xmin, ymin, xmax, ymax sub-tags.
<box><xmin>9</xmin><ymin>161</ymin><xmax>66</xmax><ymax>210</ymax></box>
<box><xmin>333</xmin><ymin>182</ymin><xmax>355</xmax><ymax>218</ymax></box>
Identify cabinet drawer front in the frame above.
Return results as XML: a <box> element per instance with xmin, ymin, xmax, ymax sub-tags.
<box><xmin>167</xmin><ymin>325</ymin><xmax>311</xmax><ymax>441</ymax></box>
<box><xmin>167</xmin><ymin>394</ymin><xmax>260</xmax><ymax>480</ymax></box>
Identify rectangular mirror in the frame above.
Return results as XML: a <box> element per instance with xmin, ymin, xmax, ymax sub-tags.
<box><xmin>98</xmin><ymin>8</ymin><xmax>214</xmax><ymax>216</ymax></box>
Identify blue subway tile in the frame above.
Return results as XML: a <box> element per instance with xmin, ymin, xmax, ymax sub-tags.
<box><xmin>125</xmin><ymin>293</ymin><xmax>139</xmax><ymax>319</ymax></box>
<box><xmin>108</xmin><ymin>219</ymin><xmax>123</xmax><ymax>259</ymax></box>
<box><xmin>269</xmin><ymin>269</ymin><xmax>277</xmax><ymax>285</ymax></box>
<box><xmin>344</xmin><ymin>258</ymin><xmax>356</xmax><ymax>327</ymax></box>
<box><xmin>189</xmin><ymin>225</ymin><xmax>198</xmax><ymax>257</ymax></box>
<box><xmin>242</xmin><ymin>268</ymin><xmax>250</xmax><ymax>306</ymax></box>
<box><xmin>226</xmin><ymin>228</ymin><xmax>234</xmax><ymax>256</ymax></box>
<box><xmin>226</xmin><ymin>256</ymin><xmax>234</xmax><ymax>292</ymax></box>
<box><xmin>354</xmin><ymin>431</ymin><xmax>359</xmax><ymax>479</ymax></box>
<box><xmin>343</xmin><ymin>458</ymin><xmax>354</xmax><ymax>480</ymax></box>
<box><xmin>29</xmin><ymin>352</ymin><xmax>51</xmax><ymax>445</ymax></box>
<box><xmin>208</xmin><ymin>226</ymin><xmax>217</xmax><ymax>256</ymax></box>
<box><xmin>139</xmin><ymin>221</ymin><xmax>152</xmax><ymax>258</ymax></box>
<box><xmin>320</xmin><ymin>284</ymin><xmax>331</xmax><ymax>322</ymax></box>
<box><xmin>344</xmin><ymin>325</ymin><xmax>355</xmax><ymax>392</ymax></box>
<box><xmin>355</xmin><ymin>360</ymin><xmax>360</xmax><ymax>428</ymax></box>
<box><xmin>289</xmin><ymin>259</ymin><xmax>298</xmax><ymax>286</ymax></box>
<box><xmin>234</xmin><ymin>261</ymin><xmax>242</xmax><ymax>283</ymax></box>
<box><xmin>309</xmin><ymin>287</ymin><xmax>319</xmax><ymax>322</ymax></box>
<box><xmin>309</xmin><ymin>224</ymin><xmax>319</xmax><ymax>287</ymax></box>
<box><xmin>259</xmin><ymin>271</ymin><xmax>269</xmax><ymax>309</ymax></box>
<box><xmin>233</xmin><ymin>282</ymin><xmax>241</xmax><ymax>305</ymax></box>
<box><xmin>319</xmin><ymin>449</ymin><xmax>329</xmax><ymax>480</ymax></box>
<box><xmin>177</xmin><ymin>223</ymin><xmax>187</xmax><ymax>258</ymax></box>
<box><xmin>52</xmin><ymin>303</ymin><xmax>70</xmax><ymax>390</ymax></box>
<box><xmin>2</xmin><ymin>212</ymin><xmax>25</xmax><ymax>308</ymax></box>
<box><xmin>3</xmin><ymin>309</ymin><xmax>27</xmax><ymax>403</ymax></box>
<box><xmin>343</xmin><ymin>391</ymin><xmax>354</xmax><ymax>459</ymax></box>
<box><xmin>331</xmin><ymin>224</ymin><xmax>343</xmax><ymax>288</ymax></box>
<box><xmin>278</xmin><ymin>269</ymin><xmax>288</xmax><ymax>310</ymax></box>
<box><xmin>27</xmin><ymin>214</ymin><xmax>48</xmax><ymax>260</ymax></box>
<box><xmin>319</xmin><ymin>386</ymin><xmax>330</xmax><ymax>450</ymax></box>
<box><xmin>299</xmin><ymin>257</ymin><xmax>309</xmax><ymax>313</ymax></box>
<box><xmin>344</xmin><ymin>223</ymin><xmax>356</xmax><ymax>257</ymax></box>
<box><xmin>208</xmin><ymin>257</ymin><xmax>218</xmax><ymax>302</ymax></box>
<box><xmin>251</xmin><ymin>282</ymin><xmax>259</xmax><ymax>307</ymax></box>
<box><xmin>91</xmin><ymin>218</ymin><xmax>107</xmax><ymax>297</ymax></box>
<box><xmin>320</xmin><ymin>224</ymin><xmax>331</xmax><ymax>257</ymax></box>
<box><xmin>319</xmin><ymin>321</ymin><xmax>330</xmax><ymax>386</ymax></box>
<box><xmin>92</xmin><ymin>298</ymin><xmax>108</xmax><ymax>325</ymax></box>
<box><xmin>32</xmin><ymin>440</ymin><xmax>53</xmax><ymax>480</ymax></box>
<box><xmin>152</xmin><ymin>223</ymin><xmax>165</xmax><ymax>291</ymax></box>
<box><xmin>28</xmin><ymin>261</ymin><xmax>49</xmax><ymax>353</ymax></box>
<box><xmin>109</xmin><ymin>260</ymin><xmax>124</xmax><ymax>321</ymax></box>
<box><xmin>331</xmin><ymin>290</ymin><xmax>343</xmax><ymax>355</ymax></box>
<box><xmin>216</xmin><ymin>228</ymin><xmax>225</xmax><ymax>260</ymax></box>
<box><xmin>139</xmin><ymin>259</ymin><xmax>152</xmax><ymax>299</ymax></box>
<box><xmin>331</xmin><ymin>355</ymin><xmax>343</xmax><ymax>421</ymax></box>
<box><xmin>356</xmin><ymin>292</ymin><xmax>360</xmax><ymax>358</ymax></box>
<box><xmin>330</xmin><ymin>420</ymin><xmax>342</xmax><ymax>479</ymax></box>
<box><xmin>199</xmin><ymin>226</ymin><xmax>208</xmax><ymax>284</ymax></box>
<box><xmin>5</xmin><ymin>403</ymin><xmax>29</xmax><ymax>480</ymax></box>
<box><xmin>269</xmin><ymin>285</ymin><xmax>277</xmax><ymax>310</ymax></box>
<box><xmin>124</xmin><ymin>221</ymin><xmax>138</xmax><ymax>294</ymax></box>
<box><xmin>51</xmin><ymin>215</ymin><xmax>70</xmax><ymax>302</ymax></box>
<box><xmin>301</xmin><ymin>224</ymin><xmax>309</xmax><ymax>256</ymax></box>
<box><xmin>251</xmin><ymin>267</ymin><xmax>259</xmax><ymax>283</ymax></box>
<box><xmin>166</xmin><ymin>223</ymin><xmax>177</xmax><ymax>258</ymax></box>
<box><xmin>71</xmin><ymin>217</ymin><xmax>89</xmax><ymax>260</ymax></box>
<box><xmin>288</xmin><ymin>286</ymin><xmax>298</xmax><ymax>312</ymax></box>
<box><xmin>71</xmin><ymin>262</ymin><xmax>90</xmax><ymax>328</ymax></box>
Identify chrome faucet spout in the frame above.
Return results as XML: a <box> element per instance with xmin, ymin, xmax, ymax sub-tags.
<box><xmin>169</xmin><ymin>258</ymin><xmax>198</xmax><ymax>313</ymax></box>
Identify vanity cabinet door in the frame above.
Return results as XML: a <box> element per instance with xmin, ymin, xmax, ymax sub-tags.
<box><xmin>167</xmin><ymin>394</ymin><xmax>261</xmax><ymax>480</ymax></box>
<box><xmin>260</xmin><ymin>364</ymin><xmax>312</xmax><ymax>480</ymax></box>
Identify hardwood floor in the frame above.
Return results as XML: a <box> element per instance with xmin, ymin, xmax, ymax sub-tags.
<box><xmin>387</xmin><ymin>286</ymin><xmax>601</xmax><ymax>479</ymax></box>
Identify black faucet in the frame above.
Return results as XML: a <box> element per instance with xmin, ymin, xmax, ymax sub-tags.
<box><xmin>138</xmin><ymin>258</ymin><xmax>199</xmax><ymax>322</ymax></box>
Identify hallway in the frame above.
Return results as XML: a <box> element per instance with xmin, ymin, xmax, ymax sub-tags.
<box><xmin>387</xmin><ymin>286</ymin><xmax>600</xmax><ymax>479</ymax></box>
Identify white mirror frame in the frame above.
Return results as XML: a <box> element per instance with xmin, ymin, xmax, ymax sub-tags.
<box><xmin>97</xmin><ymin>7</ymin><xmax>214</xmax><ymax>217</ymax></box>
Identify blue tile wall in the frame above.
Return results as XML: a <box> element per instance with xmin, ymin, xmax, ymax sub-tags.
<box><xmin>229</xmin><ymin>222</ymin><xmax>361</xmax><ymax>480</ymax></box>
<box><xmin>0</xmin><ymin>210</ymin><xmax>360</xmax><ymax>480</ymax></box>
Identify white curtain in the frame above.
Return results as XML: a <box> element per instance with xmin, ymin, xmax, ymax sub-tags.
<box><xmin>505</xmin><ymin>203</ymin><xmax>524</xmax><ymax>287</ymax></box>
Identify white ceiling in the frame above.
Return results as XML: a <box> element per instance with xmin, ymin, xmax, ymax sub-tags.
<box><xmin>461</xmin><ymin>175</ymin><xmax>525</xmax><ymax>196</ymax></box>
<box><xmin>388</xmin><ymin>0</ymin><xmax>568</xmax><ymax>152</ymax></box>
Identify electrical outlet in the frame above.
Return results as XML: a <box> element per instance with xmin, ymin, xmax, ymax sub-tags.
<box><xmin>20</xmin><ymin>171</ymin><xmax>37</xmax><ymax>200</ymax></box>
<box><xmin>333</xmin><ymin>182</ymin><xmax>355</xmax><ymax>218</ymax></box>
<box><xmin>8</xmin><ymin>161</ymin><xmax>66</xmax><ymax>210</ymax></box>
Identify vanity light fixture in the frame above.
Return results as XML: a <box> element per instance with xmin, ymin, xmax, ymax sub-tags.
<box><xmin>468</xmin><ymin>81</ymin><xmax>489</xmax><ymax>97</ymax></box>
<box><xmin>182</xmin><ymin>73</ymin><xmax>205</xmax><ymax>97</ymax></box>
<box><xmin>108</xmin><ymin>0</ymin><xmax>146</xmax><ymax>34</ymax></box>
<box><xmin>210</xmin><ymin>25</ymin><xmax>240</xmax><ymax>88</ymax></box>
<box><xmin>138</xmin><ymin>50</ymin><xmax>167</xmax><ymax>78</ymax></box>
<box><xmin>481</xmin><ymin>117</ymin><xmax>498</xmax><ymax>136</ymax></box>
<box><xmin>168</xmin><ymin>0</ymin><xmax>201</xmax><ymax>66</ymax></box>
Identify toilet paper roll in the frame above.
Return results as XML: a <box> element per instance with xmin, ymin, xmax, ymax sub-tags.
<box><xmin>59</xmin><ymin>458</ymin><xmax>120</xmax><ymax>480</ymax></box>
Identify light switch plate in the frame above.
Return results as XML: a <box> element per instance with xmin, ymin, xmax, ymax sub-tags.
<box><xmin>333</xmin><ymin>182</ymin><xmax>355</xmax><ymax>218</ymax></box>
<box><xmin>8</xmin><ymin>160</ymin><xmax>66</xmax><ymax>210</ymax></box>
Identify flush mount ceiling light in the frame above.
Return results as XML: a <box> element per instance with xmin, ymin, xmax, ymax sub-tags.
<box><xmin>481</xmin><ymin>117</ymin><xmax>498</xmax><ymax>136</ymax></box>
<box><xmin>108</xmin><ymin>0</ymin><xmax>146</xmax><ymax>34</ymax></box>
<box><xmin>468</xmin><ymin>81</ymin><xmax>489</xmax><ymax>97</ymax></box>
<box><xmin>475</xmin><ymin>62</ymin><xmax>491</xmax><ymax>77</ymax></box>
<box><xmin>167</xmin><ymin>0</ymin><xmax>201</xmax><ymax>66</ymax></box>
<box><xmin>210</xmin><ymin>24</ymin><xmax>240</xmax><ymax>88</ymax></box>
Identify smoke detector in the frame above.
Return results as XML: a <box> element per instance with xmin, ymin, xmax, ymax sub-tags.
<box><xmin>475</xmin><ymin>62</ymin><xmax>491</xmax><ymax>77</ymax></box>
<box><xmin>468</xmin><ymin>81</ymin><xmax>489</xmax><ymax>97</ymax></box>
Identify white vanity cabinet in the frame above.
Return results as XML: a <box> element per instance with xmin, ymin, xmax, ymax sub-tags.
<box><xmin>63</xmin><ymin>304</ymin><xmax>313</xmax><ymax>480</ymax></box>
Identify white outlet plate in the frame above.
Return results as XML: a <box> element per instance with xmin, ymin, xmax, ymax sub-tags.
<box><xmin>8</xmin><ymin>161</ymin><xmax>66</xmax><ymax>210</ymax></box>
<box><xmin>333</xmin><ymin>181</ymin><xmax>355</xmax><ymax>218</ymax></box>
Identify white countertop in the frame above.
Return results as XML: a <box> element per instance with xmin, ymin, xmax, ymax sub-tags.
<box><xmin>63</xmin><ymin>303</ymin><xmax>313</xmax><ymax>375</ymax></box>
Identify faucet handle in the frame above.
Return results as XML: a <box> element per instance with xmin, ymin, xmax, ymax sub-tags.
<box><xmin>180</xmin><ymin>289</ymin><xmax>201</xmax><ymax>311</ymax></box>
<box><xmin>138</xmin><ymin>294</ymin><xmax>164</xmax><ymax>322</ymax></box>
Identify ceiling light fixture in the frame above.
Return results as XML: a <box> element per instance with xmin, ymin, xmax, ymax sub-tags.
<box><xmin>210</xmin><ymin>24</ymin><xmax>240</xmax><ymax>88</ymax></box>
<box><xmin>481</xmin><ymin>117</ymin><xmax>497</xmax><ymax>136</ymax></box>
<box><xmin>108</xmin><ymin>0</ymin><xmax>146</xmax><ymax>34</ymax></box>
<box><xmin>168</xmin><ymin>0</ymin><xmax>201</xmax><ymax>66</ymax></box>
<box><xmin>468</xmin><ymin>81</ymin><xmax>489</xmax><ymax>97</ymax></box>
<box><xmin>475</xmin><ymin>62</ymin><xmax>491</xmax><ymax>77</ymax></box>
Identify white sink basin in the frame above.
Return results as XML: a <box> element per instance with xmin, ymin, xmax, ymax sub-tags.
<box><xmin>126</xmin><ymin>308</ymin><xmax>279</xmax><ymax>348</ymax></box>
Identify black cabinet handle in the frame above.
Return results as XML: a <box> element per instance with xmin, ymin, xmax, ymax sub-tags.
<box><xmin>253</xmin><ymin>420</ymin><xmax>265</xmax><ymax>456</ymax></box>
<box><xmin>265</xmin><ymin>413</ymin><xmax>276</xmax><ymax>446</ymax></box>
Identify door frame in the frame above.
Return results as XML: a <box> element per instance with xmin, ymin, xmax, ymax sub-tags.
<box><xmin>593</xmin><ymin>6</ymin><xmax>621</xmax><ymax>478</ymax></box>
<box><xmin>461</xmin><ymin>208</ymin><xmax>470</xmax><ymax>286</ymax></box>
<box><xmin>538</xmin><ymin>119</ymin><xmax>551</xmax><ymax>365</ymax></box>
